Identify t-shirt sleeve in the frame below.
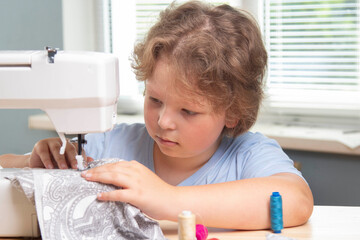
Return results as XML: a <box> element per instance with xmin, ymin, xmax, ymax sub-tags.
<box><xmin>83</xmin><ymin>132</ymin><xmax>106</xmax><ymax>160</ymax></box>
<box><xmin>82</xmin><ymin>123</ymin><xmax>151</xmax><ymax>165</ymax></box>
<box><xmin>240</xmin><ymin>134</ymin><xmax>304</xmax><ymax>180</ymax></box>
<box><xmin>83</xmin><ymin>123</ymin><xmax>129</xmax><ymax>160</ymax></box>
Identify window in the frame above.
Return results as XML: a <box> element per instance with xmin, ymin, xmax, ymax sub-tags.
<box><xmin>262</xmin><ymin>0</ymin><xmax>360</xmax><ymax>126</ymax></box>
<box><xmin>109</xmin><ymin>0</ymin><xmax>360</xmax><ymax>126</ymax></box>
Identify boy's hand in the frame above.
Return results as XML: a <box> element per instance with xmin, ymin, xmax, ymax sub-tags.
<box><xmin>81</xmin><ymin>160</ymin><xmax>175</xmax><ymax>220</ymax></box>
<box><xmin>29</xmin><ymin>138</ymin><xmax>92</xmax><ymax>169</ymax></box>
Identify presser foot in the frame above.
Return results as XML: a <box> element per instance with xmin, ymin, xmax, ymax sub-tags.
<box><xmin>75</xmin><ymin>155</ymin><xmax>88</xmax><ymax>171</ymax></box>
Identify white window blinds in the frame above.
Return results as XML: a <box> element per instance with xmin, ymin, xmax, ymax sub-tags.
<box><xmin>135</xmin><ymin>1</ymin><xmax>229</xmax><ymax>41</ymax></box>
<box><xmin>135</xmin><ymin>1</ymin><xmax>172</xmax><ymax>42</ymax></box>
<box><xmin>263</xmin><ymin>0</ymin><xmax>360</xmax><ymax>117</ymax></box>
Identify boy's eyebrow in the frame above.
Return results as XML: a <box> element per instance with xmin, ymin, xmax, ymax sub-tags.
<box><xmin>145</xmin><ymin>84</ymin><xmax>158</xmax><ymax>95</ymax></box>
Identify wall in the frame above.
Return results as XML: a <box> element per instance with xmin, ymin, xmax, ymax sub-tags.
<box><xmin>0</xmin><ymin>0</ymin><xmax>62</xmax><ymax>154</ymax></box>
<box><xmin>286</xmin><ymin>149</ymin><xmax>360</xmax><ymax>206</ymax></box>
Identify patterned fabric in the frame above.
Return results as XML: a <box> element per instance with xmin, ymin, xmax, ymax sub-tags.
<box><xmin>6</xmin><ymin>159</ymin><xmax>166</xmax><ymax>240</ymax></box>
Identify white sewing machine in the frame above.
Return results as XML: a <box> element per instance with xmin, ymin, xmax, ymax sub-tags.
<box><xmin>0</xmin><ymin>48</ymin><xmax>119</xmax><ymax>237</ymax></box>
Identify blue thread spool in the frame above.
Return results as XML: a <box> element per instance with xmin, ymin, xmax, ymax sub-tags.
<box><xmin>270</xmin><ymin>192</ymin><xmax>283</xmax><ymax>233</ymax></box>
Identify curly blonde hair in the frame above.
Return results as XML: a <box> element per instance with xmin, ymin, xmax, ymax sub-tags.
<box><xmin>132</xmin><ymin>1</ymin><xmax>267</xmax><ymax>137</ymax></box>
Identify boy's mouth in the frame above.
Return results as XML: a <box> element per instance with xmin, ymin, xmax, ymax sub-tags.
<box><xmin>156</xmin><ymin>136</ymin><xmax>178</xmax><ymax>146</ymax></box>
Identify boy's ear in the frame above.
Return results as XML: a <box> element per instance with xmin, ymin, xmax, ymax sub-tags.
<box><xmin>225</xmin><ymin>119</ymin><xmax>238</xmax><ymax>129</ymax></box>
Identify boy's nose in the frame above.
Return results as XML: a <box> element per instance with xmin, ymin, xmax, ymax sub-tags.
<box><xmin>158</xmin><ymin>107</ymin><xmax>176</xmax><ymax>130</ymax></box>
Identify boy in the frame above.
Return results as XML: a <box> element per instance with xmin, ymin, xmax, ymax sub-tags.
<box><xmin>0</xmin><ymin>1</ymin><xmax>313</xmax><ymax>229</ymax></box>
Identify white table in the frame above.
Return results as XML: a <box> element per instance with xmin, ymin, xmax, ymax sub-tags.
<box><xmin>160</xmin><ymin>206</ymin><xmax>360</xmax><ymax>240</ymax></box>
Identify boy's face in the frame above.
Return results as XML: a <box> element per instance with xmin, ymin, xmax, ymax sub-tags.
<box><xmin>144</xmin><ymin>59</ymin><xmax>227</xmax><ymax>161</ymax></box>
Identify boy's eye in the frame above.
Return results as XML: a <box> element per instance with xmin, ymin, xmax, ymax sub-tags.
<box><xmin>182</xmin><ymin>109</ymin><xmax>197</xmax><ymax>116</ymax></box>
<box><xmin>149</xmin><ymin>97</ymin><xmax>161</xmax><ymax>104</ymax></box>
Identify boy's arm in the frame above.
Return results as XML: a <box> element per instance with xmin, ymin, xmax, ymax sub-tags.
<box><xmin>83</xmin><ymin>161</ymin><xmax>313</xmax><ymax>230</ymax></box>
<box><xmin>0</xmin><ymin>154</ymin><xmax>30</xmax><ymax>168</ymax></box>
<box><xmin>167</xmin><ymin>172</ymin><xmax>313</xmax><ymax>230</ymax></box>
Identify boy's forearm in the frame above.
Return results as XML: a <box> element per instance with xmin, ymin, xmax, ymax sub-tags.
<box><xmin>0</xmin><ymin>154</ymin><xmax>30</xmax><ymax>168</ymax></box>
<box><xmin>166</xmin><ymin>173</ymin><xmax>313</xmax><ymax>230</ymax></box>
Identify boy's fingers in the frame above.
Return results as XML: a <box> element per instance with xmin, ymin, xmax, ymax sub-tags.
<box><xmin>49</xmin><ymin>142</ymin><xmax>68</xmax><ymax>169</ymax></box>
<box><xmin>82</xmin><ymin>170</ymin><xmax>131</xmax><ymax>188</ymax></box>
<box><xmin>64</xmin><ymin>142</ymin><xmax>78</xmax><ymax>169</ymax></box>
<box><xmin>97</xmin><ymin>189</ymin><xmax>132</xmax><ymax>203</ymax></box>
<box><xmin>66</xmin><ymin>150</ymin><xmax>78</xmax><ymax>169</ymax></box>
<box><xmin>35</xmin><ymin>150</ymin><xmax>53</xmax><ymax>169</ymax></box>
<box><xmin>91</xmin><ymin>160</ymin><xmax>129</xmax><ymax>172</ymax></box>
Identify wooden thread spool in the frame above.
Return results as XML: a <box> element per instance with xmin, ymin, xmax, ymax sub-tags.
<box><xmin>178</xmin><ymin>210</ymin><xmax>196</xmax><ymax>240</ymax></box>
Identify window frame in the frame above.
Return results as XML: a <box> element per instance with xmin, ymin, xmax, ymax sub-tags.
<box><xmin>258</xmin><ymin>0</ymin><xmax>360</xmax><ymax>128</ymax></box>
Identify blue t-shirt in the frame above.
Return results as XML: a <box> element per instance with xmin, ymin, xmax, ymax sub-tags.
<box><xmin>84</xmin><ymin>123</ymin><xmax>303</xmax><ymax>186</ymax></box>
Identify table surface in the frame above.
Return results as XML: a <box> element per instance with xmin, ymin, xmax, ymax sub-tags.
<box><xmin>1</xmin><ymin>206</ymin><xmax>359</xmax><ymax>240</ymax></box>
<box><xmin>159</xmin><ymin>205</ymin><xmax>360</xmax><ymax>240</ymax></box>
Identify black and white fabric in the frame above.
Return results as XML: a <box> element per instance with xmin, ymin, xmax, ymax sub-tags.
<box><xmin>6</xmin><ymin>159</ymin><xmax>166</xmax><ymax>240</ymax></box>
